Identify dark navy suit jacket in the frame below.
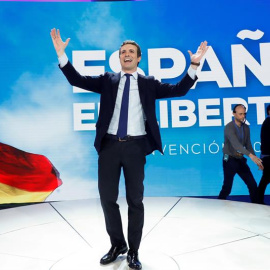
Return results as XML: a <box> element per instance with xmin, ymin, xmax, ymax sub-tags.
<box><xmin>261</xmin><ymin>116</ymin><xmax>270</xmax><ymax>155</ymax></box>
<box><xmin>60</xmin><ymin>61</ymin><xmax>197</xmax><ymax>155</ymax></box>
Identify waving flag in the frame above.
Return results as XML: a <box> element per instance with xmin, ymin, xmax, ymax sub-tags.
<box><xmin>0</xmin><ymin>142</ymin><xmax>62</xmax><ymax>203</ymax></box>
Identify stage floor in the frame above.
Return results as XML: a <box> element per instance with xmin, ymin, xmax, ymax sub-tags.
<box><xmin>0</xmin><ymin>197</ymin><xmax>270</xmax><ymax>270</ymax></box>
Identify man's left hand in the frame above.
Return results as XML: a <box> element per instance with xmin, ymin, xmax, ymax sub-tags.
<box><xmin>188</xmin><ymin>41</ymin><xmax>209</xmax><ymax>69</ymax></box>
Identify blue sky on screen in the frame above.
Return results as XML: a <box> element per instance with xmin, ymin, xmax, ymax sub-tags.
<box><xmin>0</xmin><ymin>0</ymin><xmax>269</xmax><ymax>199</ymax></box>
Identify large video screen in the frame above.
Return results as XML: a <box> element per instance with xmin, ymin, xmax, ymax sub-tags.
<box><xmin>0</xmin><ymin>0</ymin><xmax>269</xmax><ymax>203</ymax></box>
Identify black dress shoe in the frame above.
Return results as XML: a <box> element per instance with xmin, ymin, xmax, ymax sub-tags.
<box><xmin>127</xmin><ymin>249</ymin><xmax>142</xmax><ymax>269</ymax></box>
<box><xmin>100</xmin><ymin>243</ymin><xmax>128</xmax><ymax>265</ymax></box>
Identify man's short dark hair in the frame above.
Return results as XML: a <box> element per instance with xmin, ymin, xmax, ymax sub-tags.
<box><xmin>267</xmin><ymin>104</ymin><xmax>270</xmax><ymax>116</ymax></box>
<box><xmin>233</xmin><ymin>104</ymin><xmax>246</xmax><ymax>113</ymax></box>
<box><xmin>119</xmin><ymin>40</ymin><xmax>142</xmax><ymax>57</ymax></box>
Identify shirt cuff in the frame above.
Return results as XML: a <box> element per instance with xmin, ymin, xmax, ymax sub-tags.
<box><xmin>187</xmin><ymin>66</ymin><xmax>197</xmax><ymax>80</ymax></box>
<box><xmin>58</xmin><ymin>53</ymin><xmax>68</xmax><ymax>68</ymax></box>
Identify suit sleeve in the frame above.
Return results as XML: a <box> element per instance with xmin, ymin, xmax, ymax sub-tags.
<box><xmin>60</xmin><ymin>61</ymin><xmax>104</xmax><ymax>94</ymax></box>
<box><xmin>244</xmin><ymin>126</ymin><xmax>255</xmax><ymax>155</ymax></box>
<box><xmin>154</xmin><ymin>73</ymin><xmax>197</xmax><ymax>99</ymax></box>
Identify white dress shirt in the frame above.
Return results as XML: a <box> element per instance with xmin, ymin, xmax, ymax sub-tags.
<box><xmin>107</xmin><ymin>71</ymin><xmax>146</xmax><ymax>136</ymax></box>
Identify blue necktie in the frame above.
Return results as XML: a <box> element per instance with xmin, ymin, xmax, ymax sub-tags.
<box><xmin>117</xmin><ymin>74</ymin><xmax>132</xmax><ymax>139</ymax></box>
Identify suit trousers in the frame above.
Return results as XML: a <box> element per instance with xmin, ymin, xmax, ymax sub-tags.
<box><xmin>258</xmin><ymin>156</ymin><xmax>270</xmax><ymax>204</ymax></box>
<box><xmin>98</xmin><ymin>136</ymin><xmax>146</xmax><ymax>251</ymax></box>
<box><xmin>218</xmin><ymin>156</ymin><xmax>258</xmax><ymax>203</ymax></box>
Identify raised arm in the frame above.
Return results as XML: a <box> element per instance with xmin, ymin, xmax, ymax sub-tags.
<box><xmin>50</xmin><ymin>28</ymin><xmax>70</xmax><ymax>58</ymax></box>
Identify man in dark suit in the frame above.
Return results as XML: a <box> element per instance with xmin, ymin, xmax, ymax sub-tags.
<box><xmin>258</xmin><ymin>104</ymin><xmax>270</xmax><ymax>204</ymax></box>
<box><xmin>50</xmin><ymin>28</ymin><xmax>208</xmax><ymax>269</ymax></box>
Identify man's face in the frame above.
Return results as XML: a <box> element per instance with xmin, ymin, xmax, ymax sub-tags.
<box><xmin>119</xmin><ymin>44</ymin><xmax>141</xmax><ymax>73</ymax></box>
<box><xmin>233</xmin><ymin>106</ymin><xmax>246</xmax><ymax>124</ymax></box>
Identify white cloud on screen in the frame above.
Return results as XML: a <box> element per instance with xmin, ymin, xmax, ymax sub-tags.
<box><xmin>0</xmin><ymin>65</ymin><xmax>99</xmax><ymax>200</ymax></box>
<box><xmin>76</xmin><ymin>4</ymin><xmax>124</xmax><ymax>50</ymax></box>
<box><xmin>0</xmin><ymin>5</ymin><xmax>127</xmax><ymax>201</ymax></box>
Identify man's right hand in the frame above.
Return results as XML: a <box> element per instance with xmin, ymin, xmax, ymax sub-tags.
<box><xmin>249</xmin><ymin>153</ymin><xmax>264</xmax><ymax>170</ymax></box>
<box><xmin>50</xmin><ymin>28</ymin><xmax>70</xmax><ymax>58</ymax></box>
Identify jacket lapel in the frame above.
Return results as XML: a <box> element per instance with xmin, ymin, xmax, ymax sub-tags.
<box><xmin>138</xmin><ymin>74</ymin><xmax>146</xmax><ymax>110</ymax></box>
<box><xmin>111</xmin><ymin>73</ymin><xmax>121</xmax><ymax>104</ymax></box>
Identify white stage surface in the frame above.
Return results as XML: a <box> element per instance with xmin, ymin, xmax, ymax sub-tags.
<box><xmin>0</xmin><ymin>197</ymin><xmax>270</xmax><ymax>270</ymax></box>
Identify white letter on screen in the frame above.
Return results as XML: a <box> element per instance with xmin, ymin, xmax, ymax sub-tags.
<box><xmin>148</xmin><ymin>48</ymin><xmax>186</xmax><ymax>81</ymax></box>
<box><xmin>198</xmin><ymin>98</ymin><xmax>222</xmax><ymax>127</ymax></box>
<box><xmin>73</xmin><ymin>103</ymin><xmax>96</xmax><ymax>131</ymax></box>
<box><xmin>171</xmin><ymin>100</ymin><xmax>196</xmax><ymax>127</ymax></box>
<box><xmin>72</xmin><ymin>50</ymin><xmax>105</xmax><ymax>93</ymax></box>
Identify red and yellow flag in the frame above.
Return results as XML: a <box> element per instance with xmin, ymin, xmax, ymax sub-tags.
<box><xmin>0</xmin><ymin>142</ymin><xmax>62</xmax><ymax>203</ymax></box>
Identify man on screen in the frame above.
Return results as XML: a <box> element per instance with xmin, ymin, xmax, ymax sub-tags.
<box><xmin>218</xmin><ymin>104</ymin><xmax>263</xmax><ymax>203</ymax></box>
<box><xmin>50</xmin><ymin>28</ymin><xmax>208</xmax><ymax>269</ymax></box>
